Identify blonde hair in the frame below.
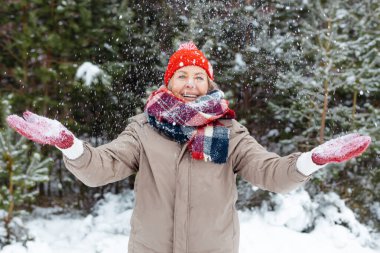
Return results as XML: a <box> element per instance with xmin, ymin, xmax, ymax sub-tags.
<box><xmin>207</xmin><ymin>78</ymin><xmax>220</xmax><ymax>92</ymax></box>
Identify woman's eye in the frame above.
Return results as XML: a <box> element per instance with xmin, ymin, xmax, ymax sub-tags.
<box><xmin>178</xmin><ymin>75</ymin><xmax>186</xmax><ymax>79</ymax></box>
<box><xmin>196</xmin><ymin>77</ymin><xmax>204</xmax><ymax>81</ymax></box>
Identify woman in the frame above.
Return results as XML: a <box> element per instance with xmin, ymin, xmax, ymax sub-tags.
<box><xmin>7</xmin><ymin>42</ymin><xmax>371</xmax><ymax>253</ymax></box>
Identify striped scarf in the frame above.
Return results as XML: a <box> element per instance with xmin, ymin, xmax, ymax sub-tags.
<box><xmin>144</xmin><ymin>85</ymin><xmax>235</xmax><ymax>164</ymax></box>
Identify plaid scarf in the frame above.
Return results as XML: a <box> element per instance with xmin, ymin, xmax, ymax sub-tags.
<box><xmin>144</xmin><ymin>85</ymin><xmax>235</xmax><ymax>164</ymax></box>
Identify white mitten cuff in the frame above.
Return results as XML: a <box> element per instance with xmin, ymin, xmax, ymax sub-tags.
<box><xmin>296</xmin><ymin>151</ymin><xmax>325</xmax><ymax>176</ymax></box>
<box><xmin>56</xmin><ymin>137</ymin><xmax>84</xmax><ymax>160</ymax></box>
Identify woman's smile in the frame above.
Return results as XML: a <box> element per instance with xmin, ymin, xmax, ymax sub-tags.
<box><xmin>181</xmin><ymin>92</ymin><xmax>200</xmax><ymax>101</ymax></box>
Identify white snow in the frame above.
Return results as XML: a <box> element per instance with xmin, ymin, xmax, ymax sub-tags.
<box><xmin>75</xmin><ymin>62</ymin><xmax>109</xmax><ymax>86</ymax></box>
<box><xmin>346</xmin><ymin>75</ymin><xmax>356</xmax><ymax>84</ymax></box>
<box><xmin>267</xmin><ymin>129</ymin><xmax>280</xmax><ymax>138</ymax></box>
<box><xmin>336</xmin><ymin>9</ymin><xmax>349</xmax><ymax>19</ymax></box>
<box><xmin>234</xmin><ymin>53</ymin><xmax>247</xmax><ymax>71</ymax></box>
<box><xmin>371</xmin><ymin>203</ymin><xmax>380</xmax><ymax>221</ymax></box>
<box><xmin>1</xmin><ymin>189</ymin><xmax>379</xmax><ymax>253</ymax></box>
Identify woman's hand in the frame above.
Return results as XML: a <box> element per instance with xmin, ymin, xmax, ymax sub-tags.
<box><xmin>6</xmin><ymin>111</ymin><xmax>74</xmax><ymax>149</ymax></box>
<box><xmin>296</xmin><ymin>133</ymin><xmax>371</xmax><ymax>176</ymax></box>
<box><xmin>311</xmin><ymin>133</ymin><xmax>371</xmax><ymax>165</ymax></box>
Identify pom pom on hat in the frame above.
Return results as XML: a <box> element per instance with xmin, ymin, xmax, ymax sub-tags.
<box><xmin>164</xmin><ymin>41</ymin><xmax>214</xmax><ymax>85</ymax></box>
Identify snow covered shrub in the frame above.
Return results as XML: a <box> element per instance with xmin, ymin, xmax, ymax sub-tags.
<box><xmin>0</xmin><ymin>100</ymin><xmax>52</xmax><ymax>248</ymax></box>
<box><xmin>260</xmin><ymin>189</ymin><xmax>378</xmax><ymax>248</ymax></box>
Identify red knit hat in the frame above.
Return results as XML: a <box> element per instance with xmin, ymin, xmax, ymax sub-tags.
<box><xmin>164</xmin><ymin>41</ymin><xmax>214</xmax><ymax>85</ymax></box>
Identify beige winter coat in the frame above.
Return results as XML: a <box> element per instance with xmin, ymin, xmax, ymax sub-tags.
<box><xmin>63</xmin><ymin>113</ymin><xmax>310</xmax><ymax>253</ymax></box>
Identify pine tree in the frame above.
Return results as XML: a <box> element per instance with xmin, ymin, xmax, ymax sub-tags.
<box><xmin>0</xmin><ymin>98</ymin><xmax>52</xmax><ymax>247</ymax></box>
<box><xmin>268</xmin><ymin>0</ymin><xmax>380</xmax><ymax>229</ymax></box>
<box><xmin>270</xmin><ymin>0</ymin><xmax>379</xmax><ymax>145</ymax></box>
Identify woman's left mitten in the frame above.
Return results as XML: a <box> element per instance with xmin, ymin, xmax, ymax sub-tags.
<box><xmin>311</xmin><ymin>133</ymin><xmax>371</xmax><ymax>165</ymax></box>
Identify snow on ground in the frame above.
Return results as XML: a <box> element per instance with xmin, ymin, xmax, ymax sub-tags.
<box><xmin>1</xmin><ymin>189</ymin><xmax>379</xmax><ymax>253</ymax></box>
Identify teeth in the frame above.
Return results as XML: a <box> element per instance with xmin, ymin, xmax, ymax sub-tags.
<box><xmin>183</xmin><ymin>94</ymin><xmax>197</xmax><ymax>98</ymax></box>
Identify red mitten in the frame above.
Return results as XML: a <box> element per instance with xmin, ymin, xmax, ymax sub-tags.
<box><xmin>6</xmin><ymin>111</ymin><xmax>74</xmax><ymax>149</ymax></box>
<box><xmin>311</xmin><ymin>133</ymin><xmax>371</xmax><ymax>165</ymax></box>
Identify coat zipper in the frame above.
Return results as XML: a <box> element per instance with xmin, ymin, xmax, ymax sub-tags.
<box><xmin>186</xmin><ymin>156</ymin><xmax>192</xmax><ymax>253</ymax></box>
<box><xmin>173</xmin><ymin>142</ymin><xmax>189</xmax><ymax>253</ymax></box>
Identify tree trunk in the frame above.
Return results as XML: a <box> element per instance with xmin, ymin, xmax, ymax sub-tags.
<box><xmin>352</xmin><ymin>88</ymin><xmax>357</xmax><ymax>128</ymax></box>
<box><xmin>319</xmin><ymin>18</ymin><xmax>333</xmax><ymax>144</ymax></box>
<box><xmin>320</xmin><ymin>78</ymin><xmax>329</xmax><ymax>144</ymax></box>
<box><xmin>4</xmin><ymin>153</ymin><xmax>14</xmax><ymax>243</ymax></box>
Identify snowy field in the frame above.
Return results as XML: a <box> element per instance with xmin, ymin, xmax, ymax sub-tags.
<box><xmin>1</xmin><ymin>189</ymin><xmax>379</xmax><ymax>253</ymax></box>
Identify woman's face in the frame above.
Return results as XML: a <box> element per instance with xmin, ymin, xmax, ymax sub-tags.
<box><xmin>168</xmin><ymin>65</ymin><xmax>209</xmax><ymax>102</ymax></box>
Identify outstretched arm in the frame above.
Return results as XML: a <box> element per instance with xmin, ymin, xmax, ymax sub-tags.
<box><xmin>233</xmin><ymin>134</ymin><xmax>309</xmax><ymax>194</ymax></box>
<box><xmin>233</xmin><ymin>131</ymin><xmax>371</xmax><ymax>194</ymax></box>
<box><xmin>7</xmin><ymin>111</ymin><xmax>140</xmax><ymax>187</ymax></box>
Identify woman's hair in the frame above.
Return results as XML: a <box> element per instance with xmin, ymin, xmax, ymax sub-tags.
<box><xmin>208</xmin><ymin>78</ymin><xmax>220</xmax><ymax>92</ymax></box>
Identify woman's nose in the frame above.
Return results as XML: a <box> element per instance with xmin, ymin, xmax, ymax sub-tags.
<box><xmin>185</xmin><ymin>79</ymin><xmax>195</xmax><ymax>88</ymax></box>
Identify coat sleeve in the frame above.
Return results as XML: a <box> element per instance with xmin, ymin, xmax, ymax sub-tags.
<box><xmin>232</xmin><ymin>130</ymin><xmax>311</xmax><ymax>194</ymax></box>
<box><xmin>62</xmin><ymin>122</ymin><xmax>141</xmax><ymax>187</ymax></box>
